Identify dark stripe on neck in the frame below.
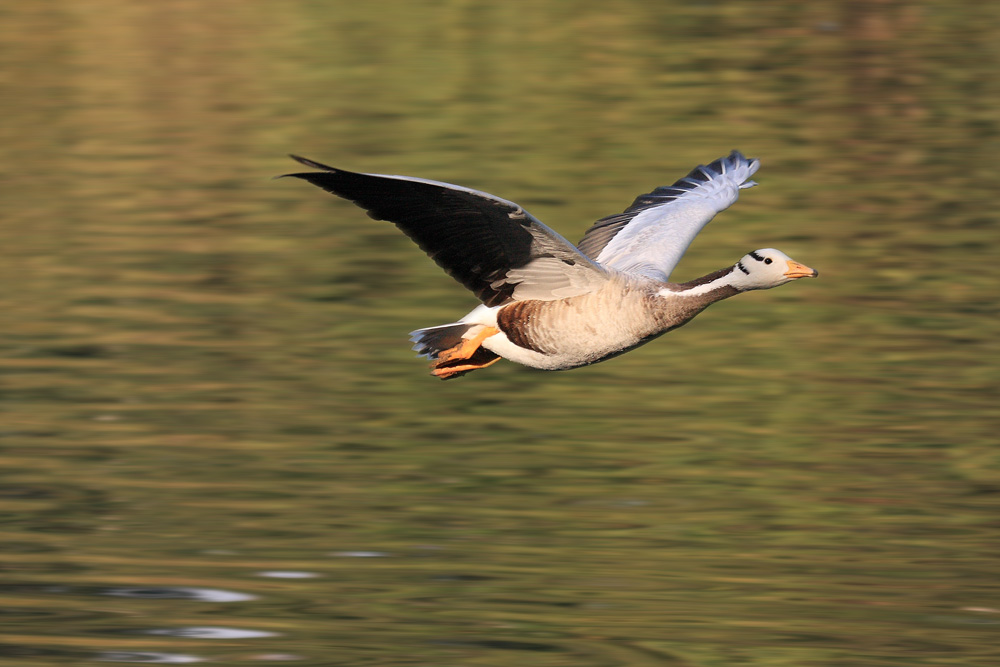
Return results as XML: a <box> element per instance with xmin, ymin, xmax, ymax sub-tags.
<box><xmin>677</xmin><ymin>266</ymin><xmax>735</xmax><ymax>289</ymax></box>
<box><xmin>737</xmin><ymin>261</ymin><xmax>749</xmax><ymax>275</ymax></box>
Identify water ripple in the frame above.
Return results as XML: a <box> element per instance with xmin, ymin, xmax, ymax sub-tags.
<box><xmin>144</xmin><ymin>626</ymin><xmax>278</xmax><ymax>639</ymax></box>
<box><xmin>329</xmin><ymin>551</ymin><xmax>390</xmax><ymax>558</ymax></box>
<box><xmin>103</xmin><ymin>587</ymin><xmax>257</xmax><ymax>602</ymax></box>
<box><xmin>98</xmin><ymin>652</ymin><xmax>204</xmax><ymax>664</ymax></box>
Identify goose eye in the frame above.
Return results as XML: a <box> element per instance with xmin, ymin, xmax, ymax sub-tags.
<box><xmin>764</xmin><ymin>258</ymin><xmax>772</xmax><ymax>265</ymax></box>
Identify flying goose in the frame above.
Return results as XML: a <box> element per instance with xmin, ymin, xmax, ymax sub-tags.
<box><xmin>284</xmin><ymin>151</ymin><xmax>816</xmax><ymax>379</ymax></box>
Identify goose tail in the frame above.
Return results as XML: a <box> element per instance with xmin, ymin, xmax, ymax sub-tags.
<box><xmin>409</xmin><ymin>322</ymin><xmax>474</xmax><ymax>360</ymax></box>
<box><xmin>409</xmin><ymin>322</ymin><xmax>502</xmax><ymax>379</ymax></box>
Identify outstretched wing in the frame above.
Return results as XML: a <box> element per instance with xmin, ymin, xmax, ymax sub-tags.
<box><xmin>577</xmin><ymin>151</ymin><xmax>760</xmax><ymax>282</ymax></box>
<box><xmin>283</xmin><ymin>156</ymin><xmax>607</xmax><ymax>307</ymax></box>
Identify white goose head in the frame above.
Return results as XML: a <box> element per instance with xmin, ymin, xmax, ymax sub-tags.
<box><xmin>733</xmin><ymin>248</ymin><xmax>818</xmax><ymax>291</ymax></box>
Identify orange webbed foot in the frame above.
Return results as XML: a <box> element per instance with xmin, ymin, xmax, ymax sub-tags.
<box><xmin>429</xmin><ymin>326</ymin><xmax>500</xmax><ymax>379</ymax></box>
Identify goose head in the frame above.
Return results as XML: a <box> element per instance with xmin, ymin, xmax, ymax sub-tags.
<box><xmin>733</xmin><ymin>248</ymin><xmax>818</xmax><ymax>291</ymax></box>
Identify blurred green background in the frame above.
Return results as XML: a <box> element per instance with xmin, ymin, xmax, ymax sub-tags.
<box><xmin>2</xmin><ymin>1</ymin><xmax>998</xmax><ymax>665</ymax></box>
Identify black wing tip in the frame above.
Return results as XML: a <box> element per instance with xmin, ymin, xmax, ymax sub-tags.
<box><xmin>683</xmin><ymin>150</ymin><xmax>758</xmax><ymax>182</ymax></box>
<box><xmin>288</xmin><ymin>154</ymin><xmax>339</xmax><ymax>171</ymax></box>
<box><xmin>275</xmin><ymin>155</ymin><xmax>345</xmax><ymax>181</ymax></box>
<box><xmin>725</xmin><ymin>149</ymin><xmax>760</xmax><ymax>171</ymax></box>
<box><xmin>276</xmin><ymin>171</ymin><xmax>319</xmax><ymax>182</ymax></box>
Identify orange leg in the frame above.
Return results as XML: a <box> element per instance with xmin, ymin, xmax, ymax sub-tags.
<box><xmin>431</xmin><ymin>355</ymin><xmax>502</xmax><ymax>379</ymax></box>
<box><xmin>430</xmin><ymin>326</ymin><xmax>500</xmax><ymax>379</ymax></box>
<box><xmin>434</xmin><ymin>326</ymin><xmax>499</xmax><ymax>363</ymax></box>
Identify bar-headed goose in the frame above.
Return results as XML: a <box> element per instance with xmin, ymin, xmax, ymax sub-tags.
<box><xmin>284</xmin><ymin>151</ymin><xmax>816</xmax><ymax>379</ymax></box>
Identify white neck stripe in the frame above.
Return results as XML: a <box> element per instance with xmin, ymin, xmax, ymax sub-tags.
<box><xmin>657</xmin><ymin>273</ymin><xmax>735</xmax><ymax>298</ymax></box>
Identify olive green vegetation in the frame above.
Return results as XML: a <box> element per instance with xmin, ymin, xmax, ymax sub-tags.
<box><xmin>1</xmin><ymin>1</ymin><xmax>998</xmax><ymax>665</ymax></box>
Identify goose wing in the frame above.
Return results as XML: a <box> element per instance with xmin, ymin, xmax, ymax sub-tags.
<box><xmin>577</xmin><ymin>151</ymin><xmax>760</xmax><ymax>282</ymax></box>
<box><xmin>284</xmin><ymin>156</ymin><xmax>607</xmax><ymax>308</ymax></box>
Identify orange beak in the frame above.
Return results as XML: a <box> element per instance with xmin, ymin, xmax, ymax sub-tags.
<box><xmin>784</xmin><ymin>260</ymin><xmax>818</xmax><ymax>279</ymax></box>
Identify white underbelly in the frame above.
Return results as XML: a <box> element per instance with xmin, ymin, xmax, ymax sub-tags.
<box><xmin>482</xmin><ymin>331</ymin><xmax>627</xmax><ymax>370</ymax></box>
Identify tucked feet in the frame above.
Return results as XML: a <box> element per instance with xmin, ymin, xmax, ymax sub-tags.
<box><xmin>429</xmin><ymin>326</ymin><xmax>500</xmax><ymax>379</ymax></box>
<box><xmin>431</xmin><ymin>350</ymin><xmax>502</xmax><ymax>379</ymax></box>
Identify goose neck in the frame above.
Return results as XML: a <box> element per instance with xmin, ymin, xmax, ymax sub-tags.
<box><xmin>658</xmin><ymin>267</ymin><xmax>742</xmax><ymax>302</ymax></box>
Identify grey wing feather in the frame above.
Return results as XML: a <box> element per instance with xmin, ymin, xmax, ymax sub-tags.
<box><xmin>577</xmin><ymin>151</ymin><xmax>760</xmax><ymax>282</ymax></box>
<box><xmin>284</xmin><ymin>156</ymin><xmax>607</xmax><ymax>306</ymax></box>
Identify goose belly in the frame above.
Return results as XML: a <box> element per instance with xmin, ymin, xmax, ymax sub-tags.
<box><xmin>477</xmin><ymin>289</ymin><xmax>662</xmax><ymax>371</ymax></box>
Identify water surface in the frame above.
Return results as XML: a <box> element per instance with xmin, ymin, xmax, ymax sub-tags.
<box><xmin>2</xmin><ymin>2</ymin><xmax>998</xmax><ymax>665</ymax></box>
